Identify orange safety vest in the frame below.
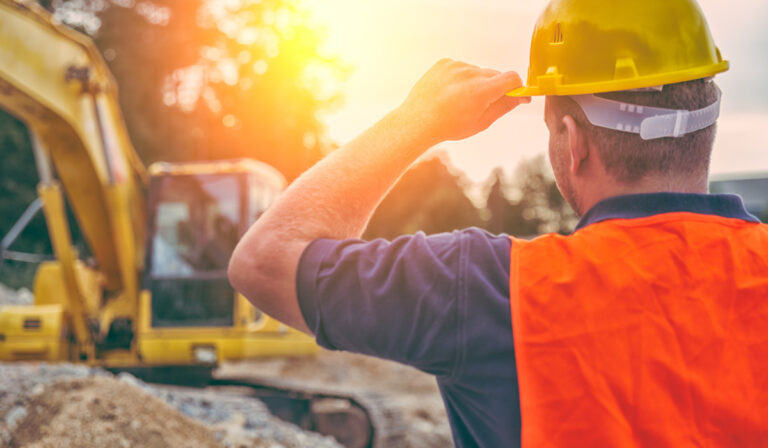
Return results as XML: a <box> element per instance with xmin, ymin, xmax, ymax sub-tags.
<box><xmin>509</xmin><ymin>212</ymin><xmax>768</xmax><ymax>447</ymax></box>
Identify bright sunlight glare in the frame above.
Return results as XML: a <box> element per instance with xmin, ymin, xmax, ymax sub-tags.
<box><xmin>304</xmin><ymin>0</ymin><xmax>768</xmax><ymax>184</ymax></box>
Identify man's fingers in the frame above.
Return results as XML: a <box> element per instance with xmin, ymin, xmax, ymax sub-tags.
<box><xmin>457</xmin><ymin>69</ymin><xmax>503</xmax><ymax>83</ymax></box>
<box><xmin>480</xmin><ymin>71</ymin><xmax>525</xmax><ymax>97</ymax></box>
<box><xmin>477</xmin><ymin>95</ymin><xmax>530</xmax><ymax>132</ymax></box>
<box><xmin>403</xmin><ymin>59</ymin><xmax>530</xmax><ymax>142</ymax></box>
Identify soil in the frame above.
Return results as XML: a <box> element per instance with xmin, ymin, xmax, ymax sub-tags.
<box><xmin>10</xmin><ymin>376</ymin><xmax>221</xmax><ymax>448</ymax></box>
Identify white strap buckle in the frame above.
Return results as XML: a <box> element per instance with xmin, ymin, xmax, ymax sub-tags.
<box><xmin>570</xmin><ymin>88</ymin><xmax>721</xmax><ymax>140</ymax></box>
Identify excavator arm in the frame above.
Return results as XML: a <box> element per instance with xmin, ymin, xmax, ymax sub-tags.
<box><xmin>0</xmin><ymin>0</ymin><xmax>145</xmax><ymax>348</ymax></box>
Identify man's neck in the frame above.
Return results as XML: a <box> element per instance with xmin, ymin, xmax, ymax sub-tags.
<box><xmin>579</xmin><ymin>175</ymin><xmax>709</xmax><ymax>216</ymax></box>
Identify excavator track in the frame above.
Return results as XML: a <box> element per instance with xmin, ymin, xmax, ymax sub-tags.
<box><xmin>208</xmin><ymin>373</ymin><xmax>408</xmax><ymax>448</ymax></box>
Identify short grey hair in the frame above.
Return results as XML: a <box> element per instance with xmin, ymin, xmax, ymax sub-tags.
<box><xmin>548</xmin><ymin>79</ymin><xmax>720</xmax><ymax>184</ymax></box>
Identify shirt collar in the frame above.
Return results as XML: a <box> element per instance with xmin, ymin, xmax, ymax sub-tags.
<box><xmin>576</xmin><ymin>193</ymin><xmax>760</xmax><ymax>231</ymax></box>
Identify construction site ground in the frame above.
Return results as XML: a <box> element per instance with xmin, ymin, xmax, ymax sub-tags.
<box><xmin>219</xmin><ymin>350</ymin><xmax>453</xmax><ymax>447</ymax></box>
<box><xmin>0</xmin><ymin>363</ymin><xmax>342</xmax><ymax>448</ymax></box>
<box><xmin>0</xmin><ymin>284</ymin><xmax>452</xmax><ymax>447</ymax></box>
<box><xmin>0</xmin><ymin>352</ymin><xmax>452</xmax><ymax>448</ymax></box>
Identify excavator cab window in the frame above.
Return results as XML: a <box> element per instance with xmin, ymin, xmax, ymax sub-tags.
<box><xmin>247</xmin><ymin>176</ymin><xmax>278</xmax><ymax>225</ymax></box>
<box><xmin>146</xmin><ymin>172</ymin><xmax>245</xmax><ymax>328</ymax></box>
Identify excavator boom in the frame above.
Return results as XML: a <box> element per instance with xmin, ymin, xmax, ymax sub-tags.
<box><xmin>0</xmin><ymin>0</ymin><xmax>145</xmax><ymax>295</ymax></box>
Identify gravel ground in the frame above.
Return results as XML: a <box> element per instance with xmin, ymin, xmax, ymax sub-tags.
<box><xmin>219</xmin><ymin>350</ymin><xmax>454</xmax><ymax>448</ymax></box>
<box><xmin>0</xmin><ymin>363</ymin><xmax>341</xmax><ymax>448</ymax></box>
<box><xmin>0</xmin><ymin>284</ymin><xmax>452</xmax><ymax>447</ymax></box>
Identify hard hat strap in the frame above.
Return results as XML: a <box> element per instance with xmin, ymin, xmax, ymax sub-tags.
<box><xmin>570</xmin><ymin>89</ymin><xmax>721</xmax><ymax>140</ymax></box>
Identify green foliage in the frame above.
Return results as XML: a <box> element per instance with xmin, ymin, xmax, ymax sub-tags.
<box><xmin>484</xmin><ymin>155</ymin><xmax>578</xmax><ymax>237</ymax></box>
<box><xmin>365</xmin><ymin>153</ymin><xmax>578</xmax><ymax>240</ymax></box>
<box><xmin>486</xmin><ymin>168</ymin><xmax>538</xmax><ymax>237</ymax></box>
<box><xmin>52</xmin><ymin>0</ymin><xmax>347</xmax><ymax>180</ymax></box>
<box><xmin>0</xmin><ymin>111</ymin><xmax>50</xmax><ymax>288</ymax></box>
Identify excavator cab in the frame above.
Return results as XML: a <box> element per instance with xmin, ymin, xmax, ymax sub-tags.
<box><xmin>145</xmin><ymin>159</ymin><xmax>279</xmax><ymax>328</ymax></box>
<box><xmin>148</xmin><ymin>171</ymin><xmax>239</xmax><ymax>327</ymax></box>
<box><xmin>136</xmin><ymin>159</ymin><xmax>317</xmax><ymax>366</ymax></box>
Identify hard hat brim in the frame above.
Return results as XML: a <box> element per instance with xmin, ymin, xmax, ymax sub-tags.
<box><xmin>506</xmin><ymin>86</ymin><xmax>538</xmax><ymax>98</ymax></box>
<box><xmin>507</xmin><ymin>61</ymin><xmax>730</xmax><ymax>97</ymax></box>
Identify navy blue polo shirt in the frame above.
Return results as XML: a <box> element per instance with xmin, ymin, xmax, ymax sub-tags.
<box><xmin>296</xmin><ymin>193</ymin><xmax>759</xmax><ymax>448</ymax></box>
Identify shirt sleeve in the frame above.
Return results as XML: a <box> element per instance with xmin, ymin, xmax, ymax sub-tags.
<box><xmin>296</xmin><ymin>229</ymin><xmax>510</xmax><ymax>378</ymax></box>
<box><xmin>296</xmin><ymin>231</ymin><xmax>467</xmax><ymax>377</ymax></box>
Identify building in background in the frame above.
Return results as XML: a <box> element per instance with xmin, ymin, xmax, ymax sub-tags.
<box><xmin>710</xmin><ymin>173</ymin><xmax>768</xmax><ymax>221</ymax></box>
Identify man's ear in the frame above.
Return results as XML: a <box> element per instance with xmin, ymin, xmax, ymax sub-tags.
<box><xmin>562</xmin><ymin>115</ymin><xmax>589</xmax><ymax>175</ymax></box>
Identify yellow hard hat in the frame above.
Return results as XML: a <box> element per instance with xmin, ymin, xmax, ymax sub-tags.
<box><xmin>508</xmin><ymin>0</ymin><xmax>729</xmax><ymax>97</ymax></box>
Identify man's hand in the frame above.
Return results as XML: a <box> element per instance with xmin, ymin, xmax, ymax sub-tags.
<box><xmin>396</xmin><ymin>59</ymin><xmax>530</xmax><ymax>146</ymax></box>
<box><xmin>229</xmin><ymin>59</ymin><xmax>528</xmax><ymax>334</ymax></box>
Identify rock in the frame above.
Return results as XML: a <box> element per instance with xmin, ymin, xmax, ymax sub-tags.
<box><xmin>0</xmin><ymin>283</ymin><xmax>33</xmax><ymax>306</ymax></box>
<box><xmin>117</xmin><ymin>372</ymin><xmax>143</xmax><ymax>388</ymax></box>
<box><xmin>30</xmin><ymin>384</ymin><xmax>45</xmax><ymax>397</ymax></box>
<box><xmin>16</xmin><ymin>288</ymin><xmax>34</xmax><ymax>305</ymax></box>
<box><xmin>5</xmin><ymin>405</ymin><xmax>27</xmax><ymax>429</ymax></box>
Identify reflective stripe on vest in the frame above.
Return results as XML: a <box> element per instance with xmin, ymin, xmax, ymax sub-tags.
<box><xmin>509</xmin><ymin>212</ymin><xmax>768</xmax><ymax>447</ymax></box>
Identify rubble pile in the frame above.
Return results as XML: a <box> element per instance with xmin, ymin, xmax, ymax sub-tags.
<box><xmin>0</xmin><ymin>364</ymin><xmax>341</xmax><ymax>448</ymax></box>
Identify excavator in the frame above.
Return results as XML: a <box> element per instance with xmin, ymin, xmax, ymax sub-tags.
<box><xmin>0</xmin><ymin>1</ymin><xmax>401</xmax><ymax>446</ymax></box>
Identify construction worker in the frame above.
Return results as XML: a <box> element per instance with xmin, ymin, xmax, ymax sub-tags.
<box><xmin>229</xmin><ymin>0</ymin><xmax>768</xmax><ymax>446</ymax></box>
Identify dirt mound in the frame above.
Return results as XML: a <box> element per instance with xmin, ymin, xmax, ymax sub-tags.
<box><xmin>0</xmin><ymin>352</ymin><xmax>451</xmax><ymax>447</ymax></box>
<box><xmin>10</xmin><ymin>376</ymin><xmax>221</xmax><ymax>448</ymax></box>
<box><xmin>0</xmin><ymin>363</ymin><xmax>340</xmax><ymax>448</ymax></box>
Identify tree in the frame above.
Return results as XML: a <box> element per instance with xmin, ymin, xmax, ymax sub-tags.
<box><xmin>49</xmin><ymin>0</ymin><xmax>347</xmax><ymax>179</ymax></box>
<box><xmin>0</xmin><ymin>0</ymin><xmax>345</xmax><ymax>286</ymax></box>
<box><xmin>0</xmin><ymin>111</ymin><xmax>50</xmax><ymax>287</ymax></box>
<box><xmin>484</xmin><ymin>168</ymin><xmax>539</xmax><ymax>237</ymax></box>
<box><xmin>364</xmin><ymin>153</ymin><xmax>483</xmax><ymax>240</ymax></box>
<box><xmin>483</xmin><ymin>155</ymin><xmax>578</xmax><ymax>237</ymax></box>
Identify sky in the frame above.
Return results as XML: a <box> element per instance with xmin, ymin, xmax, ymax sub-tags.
<box><xmin>304</xmin><ymin>0</ymin><xmax>768</xmax><ymax>185</ymax></box>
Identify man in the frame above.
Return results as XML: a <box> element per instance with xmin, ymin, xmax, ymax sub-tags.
<box><xmin>229</xmin><ymin>0</ymin><xmax>768</xmax><ymax>446</ymax></box>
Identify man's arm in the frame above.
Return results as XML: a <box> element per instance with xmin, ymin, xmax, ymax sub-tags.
<box><xmin>228</xmin><ymin>59</ymin><xmax>529</xmax><ymax>333</ymax></box>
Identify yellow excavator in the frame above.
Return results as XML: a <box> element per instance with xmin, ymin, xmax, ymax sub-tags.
<box><xmin>0</xmin><ymin>2</ymin><xmax>400</xmax><ymax>446</ymax></box>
